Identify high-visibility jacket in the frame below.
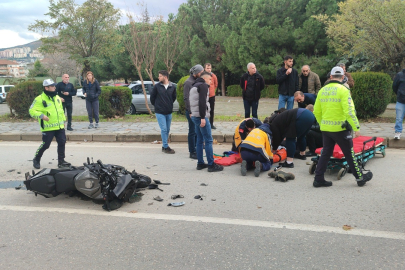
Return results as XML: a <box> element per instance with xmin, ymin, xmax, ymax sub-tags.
<box><xmin>240</xmin><ymin>124</ymin><xmax>273</xmax><ymax>161</ymax></box>
<box><xmin>313</xmin><ymin>81</ymin><xmax>360</xmax><ymax>132</ymax></box>
<box><xmin>233</xmin><ymin>118</ymin><xmax>262</xmax><ymax>149</ymax></box>
<box><xmin>29</xmin><ymin>92</ymin><xmax>66</xmax><ymax>132</ymax></box>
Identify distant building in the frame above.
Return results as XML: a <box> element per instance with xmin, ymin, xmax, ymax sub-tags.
<box><xmin>14</xmin><ymin>53</ymin><xmax>28</xmax><ymax>58</ymax></box>
<box><xmin>0</xmin><ymin>60</ymin><xmax>27</xmax><ymax>77</ymax></box>
<box><xmin>0</xmin><ymin>50</ymin><xmax>13</xmax><ymax>58</ymax></box>
<box><xmin>0</xmin><ymin>47</ymin><xmax>37</xmax><ymax>59</ymax></box>
<box><xmin>29</xmin><ymin>50</ymin><xmax>43</xmax><ymax>59</ymax></box>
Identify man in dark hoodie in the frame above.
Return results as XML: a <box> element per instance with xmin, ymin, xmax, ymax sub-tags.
<box><xmin>150</xmin><ymin>70</ymin><xmax>177</xmax><ymax>154</ymax></box>
<box><xmin>183</xmin><ymin>64</ymin><xmax>204</xmax><ymax>159</ymax></box>
<box><xmin>276</xmin><ymin>55</ymin><xmax>299</xmax><ymax>110</ymax></box>
<box><xmin>239</xmin><ymin>62</ymin><xmax>265</xmax><ymax>118</ymax></box>
<box><xmin>189</xmin><ymin>72</ymin><xmax>224</xmax><ymax>172</ymax></box>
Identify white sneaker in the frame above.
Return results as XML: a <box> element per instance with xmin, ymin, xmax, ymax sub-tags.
<box><xmin>394</xmin><ymin>133</ymin><xmax>401</xmax><ymax>140</ymax></box>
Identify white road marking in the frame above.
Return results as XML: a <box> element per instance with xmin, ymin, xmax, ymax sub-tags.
<box><xmin>1</xmin><ymin>205</ymin><xmax>405</xmax><ymax>241</ymax></box>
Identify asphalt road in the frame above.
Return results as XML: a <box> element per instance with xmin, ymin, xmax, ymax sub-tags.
<box><xmin>1</xmin><ymin>141</ymin><xmax>404</xmax><ymax>269</ymax></box>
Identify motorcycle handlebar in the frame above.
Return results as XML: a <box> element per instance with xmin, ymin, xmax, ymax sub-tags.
<box><xmin>97</xmin><ymin>159</ymin><xmax>106</xmax><ymax>168</ymax></box>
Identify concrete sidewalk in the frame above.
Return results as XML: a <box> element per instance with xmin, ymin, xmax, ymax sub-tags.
<box><xmin>0</xmin><ymin>121</ymin><xmax>404</xmax><ymax>148</ymax></box>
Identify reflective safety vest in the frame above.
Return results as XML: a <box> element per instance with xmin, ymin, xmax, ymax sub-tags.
<box><xmin>313</xmin><ymin>82</ymin><xmax>360</xmax><ymax>132</ymax></box>
<box><xmin>29</xmin><ymin>92</ymin><xmax>66</xmax><ymax>132</ymax></box>
<box><xmin>240</xmin><ymin>128</ymin><xmax>273</xmax><ymax>160</ymax></box>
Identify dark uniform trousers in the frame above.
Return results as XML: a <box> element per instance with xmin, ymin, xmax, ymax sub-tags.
<box><xmin>34</xmin><ymin>129</ymin><xmax>66</xmax><ymax>162</ymax></box>
<box><xmin>314</xmin><ymin>130</ymin><xmax>362</xmax><ymax>181</ymax></box>
<box><xmin>63</xmin><ymin>102</ymin><xmax>73</xmax><ymax>128</ymax></box>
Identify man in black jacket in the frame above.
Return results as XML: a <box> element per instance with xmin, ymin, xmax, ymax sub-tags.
<box><xmin>276</xmin><ymin>56</ymin><xmax>299</xmax><ymax>110</ymax></box>
<box><xmin>150</xmin><ymin>70</ymin><xmax>177</xmax><ymax>154</ymax></box>
<box><xmin>393</xmin><ymin>68</ymin><xmax>405</xmax><ymax>140</ymax></box>
<box><xmin>239</xmin><ymin>62</ymin><xmax>265</xmax><ymax>118</ymax></box>
<box><xmin>56</xmin><ymin>74</ymin><xmax>77</xmax><ymax>131</ymax></box>
<box><xmin>183</xmin><ymin>64</ymin><xmax>204</xmax><ymax>159</ymax></box>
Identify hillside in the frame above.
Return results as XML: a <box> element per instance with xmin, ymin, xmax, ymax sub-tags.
<box><xmin>0</xmin><ymin>40</ymin><xmax>42</xmax><ymax>51</ymax></box>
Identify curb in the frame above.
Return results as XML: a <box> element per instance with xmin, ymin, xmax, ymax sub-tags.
<box><xmin>1</xmin><ymin>133</ymin><xmax>405</xmax><ymax>148</ymax></box>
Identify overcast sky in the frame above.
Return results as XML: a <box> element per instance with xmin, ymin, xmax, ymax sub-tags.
<box><xmin>0</xmin><ymin>0</ymin><xmax>186</xmax><ymax>49</ymax></box>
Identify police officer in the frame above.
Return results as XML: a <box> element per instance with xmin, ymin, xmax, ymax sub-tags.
<box><xmin>30</xmin><ymin>79</ymin><xmax>70</xmax><ymax>169</ymax></box>
<box><xmin>313</xmin><ymin>67</ymin><xmax>372</xmax><ymax>188</ymax></box>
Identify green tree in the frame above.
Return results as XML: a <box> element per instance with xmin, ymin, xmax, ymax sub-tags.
<box><xmin>224</xmin><ymin>0</ymin><xmax>340</xmax><ymax>81</ymax></box>
<box><xmin>176</xmin><ymin>0</ymin><xmax>234</xmax><ymax>95</ymax></box>
<box><xmin>29</xmin><ymin>0</ymin><xmax>121</xmax><ymax>77</ymax></box>
<box><xmin>28</xmin><ymin>60</ymin><xmax>49</xmax><ymax>78</ymax></box>
<box><xmin>316</xmin><ymin>0</ymin><xmax>405</xmax><ymax>74</ymax></box>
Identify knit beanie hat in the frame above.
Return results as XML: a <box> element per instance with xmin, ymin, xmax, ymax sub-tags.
<box><xmin>189</xmin><ymin>64</ymin><xmax>204</xmax><ymax>75</ymax></box>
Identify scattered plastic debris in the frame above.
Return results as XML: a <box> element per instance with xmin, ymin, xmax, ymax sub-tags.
<box><xmin>151</xmin><ymin>140</ymin><xmax>162</xmax><ymax>144</ymax></box>
<box><xmin>171</xmin><ymin>194</ymin><xmax>184</xmax><ymax>199</ymax></box>
<box><xmin>194</xmin><ymin>195</ymin><xmax>203</xmax><ymax>200</ymax></box>
<box><xmin>148</xmin><ymin>184</ymin><xmax>163</xmax><ymax>191</ymax></box>
<box><xmin>200</xmin><ymin>183</ymin><xmax>208</xmax><ymax>186</ymax></box>
<box><xmin>153</xmin><ymin>196</ymin><xmax>163</xmax><ymax>201</ymax></box>
<box><xmin>154</xmin><ymin>180</ymin><xmax>170</xmax><ymax>185</ymax></box>
<box><xmin>7</xmin><ymin>169</ymin><xmax>15</xmax><ymax>173</ymax></box>
<box><xmin>211</xmin><ymin>198</ymin><xmax>216</xmax><ymax>201</ymax></box>
<box><xmin>167</xmin><ymin>202</ymin><xmax>185</xmax><ymax>207</ymax></box>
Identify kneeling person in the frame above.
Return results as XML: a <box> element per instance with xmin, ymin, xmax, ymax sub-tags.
<box><xmin>30</xmin><ymin>79</ymin><xmax>70</xmax><ymax>169</ymax></box>
<box><xmin>240</xmin><ymin>118</ymin><xmax>273</xmax><ymax>177</ymax></box>
<box><xmin>232</xmin><ymin>118</ymin><xmax>263</xmax><ymax>151</ymax></box>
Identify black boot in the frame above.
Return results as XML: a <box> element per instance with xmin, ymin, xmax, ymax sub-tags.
<box><xmin>190</xmin><ymin>152</ymin><xmax>197</xmax><ymax>159</ymax></box>
<box><xmin>357</xmin><ymin>171</ymin><xmax>373</xmax><ymax>187</ymax></box>
<box><xmin>58</xmin><ymin>160</ymin><xmax>71</xmax><ymax>168</ymax></box>
<box><xmin>33</xmin><ymin>158</ymin><xmax>40</xmax><ymax>169</ymax></box>
<box><xmin>313</xmin><ymin>180</ymin><xmax>333</xmax><ymax>188</ymax></box>
<box><xmin>67</xmin><ymin>125</ymin><xmax>73</xmax><ymax>131</ymax></box>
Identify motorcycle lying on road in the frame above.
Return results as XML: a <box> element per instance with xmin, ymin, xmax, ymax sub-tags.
<box><xmin>24</xmin><ymin>158</ymin><xmax>151</xmax><ymax>211</ymax></box>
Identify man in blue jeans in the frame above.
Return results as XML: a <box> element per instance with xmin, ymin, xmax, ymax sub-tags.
<box><xmin>189</xmin><ymin>72</ymin><xmax>224</xmax><ymax>172</ymax></box>
<box><xmin>393</xmin><ymin>68</ymin><xmax>405</xmax><ymax>140</ymax></box>
<box><xmin>276</xmin><ymin>55</ymin><xmax>299</xmax><ymax>110</ymax></box>
<box><xmin>183</xmin><ymin>64</ymin><xmax>204</xmax><ymax>159</ymax></box>
<box><xmin>150</xmin><ymin>70</ymin><xmax>177</xmax><ymax>154</ymax></box>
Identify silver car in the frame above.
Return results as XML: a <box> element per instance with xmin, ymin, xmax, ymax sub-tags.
<box><xmin>127</xmin><ymin>81</ymin><xmax>179</xmax><ymax>114</ymax></box>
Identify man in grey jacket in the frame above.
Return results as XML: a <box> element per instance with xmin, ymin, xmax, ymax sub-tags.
<box><xmin>189</xmin><ymin>72</ymin><xmax>224</xmax><ymax>172</ymax></box>
<box><xmin>183</xmin><ymin>64</ymin><xmax>204</xmax><ymax>159</ymax></box>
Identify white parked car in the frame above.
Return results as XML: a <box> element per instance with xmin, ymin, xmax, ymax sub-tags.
<box><xmin>127</xmin><ymin>81</ymin><xmax>179</xmax><ymax>114</ymax></box>
<box><xmin>0</xmin><ymin>85</ymin><xmax>14</xmax><ymax>104</ymax></box>
<box><xmin>76</xmin><ymin>88</ymin><xmax>85</xmax><ymax>99</ymax></box>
